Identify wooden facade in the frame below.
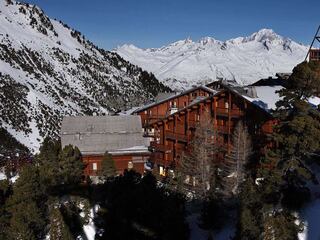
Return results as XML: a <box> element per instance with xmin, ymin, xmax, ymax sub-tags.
<box><xmin>140</xmin><ymin>88</ymin><xmax>276</xmax><ymax>173</ymax></box>
<box><xmin>133</xmin><ymin>86</ymin><xmax>216</xmax><ymax>131</ymax></box>
<box><xmin>82</xmin><ymin>152</ymin><xmax>150</xmax><ymax>177</ymax></box>
<box><xmin>60</xmin><ymin>115</ymin><xmax>150</xmax><ymax>178</ymax></box>
<box><xmin>309</xmin><ymin>49</ymin><xmax>320</xmax><ymax>61</ymax></box>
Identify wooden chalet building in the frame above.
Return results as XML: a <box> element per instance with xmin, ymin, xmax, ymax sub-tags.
<box><xmin>132</xmin><ymin>85</ymin><xmax>217</xmax><ymax>137</ymax></box>
<box><xmin>310</xmin><ymin>49</ymin><xmax>320</xmax><ymax>61</ymax></box>
<box><xmin>130</xmin><ymin>81</ymin><xmax>292</xmax><ymax>175</ymax></box>
<box><xmin>60</xmin><ymin>115</ymin><xmax>150</xmax><ymax>178</ymax></box>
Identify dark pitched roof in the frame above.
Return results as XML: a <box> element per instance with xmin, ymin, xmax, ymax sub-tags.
<box><xmin>132</xmin><ymin>85</ymin><xmax>217</xmax><ymax>113</ymax></box>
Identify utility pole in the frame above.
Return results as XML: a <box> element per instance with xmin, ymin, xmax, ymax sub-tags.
<box><xmin>305</xmin><ymin>25</ymin><xmax>320</xmax><ymax>61</ymax></box>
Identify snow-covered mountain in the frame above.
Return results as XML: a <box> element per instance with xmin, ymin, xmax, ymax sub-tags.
<box><xmin>116</xmin><ymin>29</ymin><xmax>308</xmax><ymax>90</ymax></box>
<box><xmin>0</xmin><ymin>0</ymin><xmax>170</xmax><ymax>153</ymax></box>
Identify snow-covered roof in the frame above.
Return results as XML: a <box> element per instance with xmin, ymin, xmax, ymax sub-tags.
<box><xmin>242</xmin><ymin>86</ymin><xmax>320</xmax><ymax>112</ymax></box>
<box><xmin>60</xmin><ymin>115</ymin><xmax>149</xmax><ymax>155</ymax></box>
<box><xmin>242</xmin><ymin>86</ymin><xmax>283</xmax><ymax>111</ymax></box>
<box><xmin>109</xmin><ymin>145</ymin><xmax>149</xmax><ymax>155</ymax></box>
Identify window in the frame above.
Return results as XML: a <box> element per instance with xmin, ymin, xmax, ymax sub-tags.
<box><xmin>159</xmin><ymin>166</ymin><xmax>165</xmax><ymax>176</ymax></box>
<box><xmin>144</xmin><ymin>110</ymin><xmax>147</xmax><ymax>114</ymax></box>
<box><xmin>128</xmin><ymin>161</ymin><xmax>133</xmax><ymax>169</ymax></box>
<box><xmin>92</xmin><ymin>163</ymin><xmax>97</xmax><ymax>171</ymax></box>
<box><xmin>225</xmin><ymin>102</ymin><xmax>229</xmax><ymax>109</ymax></box>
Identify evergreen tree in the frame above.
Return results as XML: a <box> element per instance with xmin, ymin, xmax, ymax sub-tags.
<box><xmin>49</xmin><ymin>206</ymin><xmax>74</xmax><ymax>240</ymax></box>
<box><xmin>96</xmin><ymin>170</ymin><xmax>189</xmax><ymax>240</ymax></box>
<box><xmin>101</xmin><ymin>151</ymin><xmax>116</xmax><ymax>179</ymax></box>
<box><xmin>37</xmin><ymin>137</ymin><xmax>61</xmax><ymax>189</ymax></box>
<box><xmin>235</xmin><ymin>178</ymin><xmax>263</xmax><ymax>240</ymax></box>
<box><xmin>269</xmin><ymin>61</ymin><xmax>320</xmax><ymax>208</ymax></box>
<box><xmin>263</xmin><ymin>210</ymin><xmax>302</xmax><ymax>240</ymax></box>
<box><xmin>274</xmin><ymin>61</ymin><xmax>320</xmax><ymax>161</ymax></box>
<box><xmin>6</xmin><ymin>165</ymin><xmax>46</xmax><ymax>240</ymax></box>
<box><xmin>0</xmin><ymin>179</ymin><xmax>11</xmax><ymax>240</ymax></box>
<box><xmin>58</xmin><ymin>145</ymin><xmax>84</xmax><ymax>186</ymax></box>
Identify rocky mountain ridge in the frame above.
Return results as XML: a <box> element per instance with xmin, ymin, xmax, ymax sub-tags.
<box><xmin>0</xmin><ymin>0</ymin><xmax>170</xmax><ymax>153</ymax></box>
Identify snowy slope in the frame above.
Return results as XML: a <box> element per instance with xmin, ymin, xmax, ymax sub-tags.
<box><xmin>0</xmin><ymin>0</ymin><xmax>170</xmax><ymax>152</ymax></box>
<box><xmin>116</xmin><ymin>29</ymin><xmax>308</xmax><ymax>90</ymax></box>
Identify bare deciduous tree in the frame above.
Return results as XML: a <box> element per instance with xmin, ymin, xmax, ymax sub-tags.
<box><xmin>222</xmin><ymin>121</ymin><xmax>252</xmax><ymax>196</ymax></box>
<box><xmin>178</xmin><ymin>112</ymin><xmax>219</xmax><ymax>200</ymax></box>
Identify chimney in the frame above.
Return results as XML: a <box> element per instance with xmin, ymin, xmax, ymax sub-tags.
<box><xmin>246</xmin><ymin>86</ymin><xmax>258</xmax><ymax>98</ymax></box>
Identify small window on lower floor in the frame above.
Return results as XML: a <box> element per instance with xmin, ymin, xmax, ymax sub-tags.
<box><xmin>92</xmin><ymin>163</ymin><xmax>97</xmax><ymax>171</ymax></box>
<box><xmin>159</xmin><ymin>166</ymin><xmax>165</xmax><ymax>176</ymax></box>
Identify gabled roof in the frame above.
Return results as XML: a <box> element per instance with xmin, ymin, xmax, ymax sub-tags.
<box><xmin>149</xmin><ymin>88</ymin><xmax>275</xmax><ymax>127</ymax></box>
<box><xmin>60</xmin><ymin>115</ymin><xmax>149</xmax><ymax>155</ymax></box>
<box><xmin>132</xmin><ymin>85</ymin><xmax>217</xmax><ymax>114</ymax></box>
<box><xmin>250</xmin><ymin>77</ymin><xmax>287</xmax><ymax>87</ymax></box>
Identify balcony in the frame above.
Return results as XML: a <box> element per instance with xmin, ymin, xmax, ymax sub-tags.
<box><xmin>150</xmin><ymin>141</ymin><xmax>172</xmax><ymax>153</ymax></box>
<box><xmin>151</xmin><ymin>152</ymin><xmax>174</xmax><ymax>167</ymax></box>
<box><xmin>216</xmin><ymin>108</ymin><xmax>243</xmax><ymax>117</ymax></box>
<box><xmin>143</xmin><ymin>130</ymin><xmax>155</xmax><ymax>137</ymax></box>
<box><xmin>216</xmin><ymin>125</ymin><xmax>229</xmax><ymax>134</ymax></box>
<box><xmin>165</xmin><ymin>130</ymin><xmax>188</xmax><ymax>142</ymax></box>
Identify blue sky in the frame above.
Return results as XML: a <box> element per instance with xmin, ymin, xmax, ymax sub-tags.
<box><xmin>25</xmin><ymin>0</ymin><xmax>320</xmax><ymax>50</ymax></box>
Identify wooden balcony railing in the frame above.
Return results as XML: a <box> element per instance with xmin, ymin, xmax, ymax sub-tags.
<box><xmin>216</xmin><ymin>108</ymin><xmax>243</xmax><ymax>117</ymax></box>
<box><xmin>216</xmin><ymin>125</ymin><xmax>229</xmax><ymax>134</ymax></box>
<box><xmin>165</xmin><ymin>131</ymin><xmax>188</xmax><ymax>142</ymax></box>
<box><xmin>150</xmin><ymin>142</ymin><xmax>172</xmax><ymax>153</ymax></box>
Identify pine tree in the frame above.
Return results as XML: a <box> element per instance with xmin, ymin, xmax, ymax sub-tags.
<box><xmin>270</xmin><ymin>61</ymin><xmax>320</xmax><ymax>208</ymax></box>
<box><xmin>0</xmin><ymin>179</ymin><xmax>11</xmax><ymax>240</ymax></box>
<box><xmin>36</xmin><ymin>137</ymin><xmax>61</xmax><ymax>189</ymax></box>
<box><xmin>235</xmin><ymin>178</ymin><xmax>264</xmax><ymax>240</ymax></box>
<box><xmin>222</xmin><ymin>121</ymin><xmax>252</xmax><ymax>196</ymax></box>
<box><xmin>6</xmin><ymin>165</ymin><xmax>46</xmax><ymax>240</ymax></box>
<box><xmin>101</xmin><ymin>151</ymin><xmax>117</xmax><ymax>179</ymax></box>
<box><xmin>49</xmin><ymin>206</ymin><xmax>74</xmax><ymax>240</ymax></box>
<box><xmin>263</xmin><ymin>210</ymin><xmax>302</xmax><ymax>240</ymax></box>
<box><xmin>274</xmin><ymin>61</ymin><xmax>320</xmax><ymax>160</ymax></box>
<box><xmin>58</xmin><ymin>145</ymin><xmax>84</xmax><ymax>186</ymax></box>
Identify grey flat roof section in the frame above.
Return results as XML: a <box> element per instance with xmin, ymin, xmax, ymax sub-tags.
<box><xmin>61</xmin><ymin>115</ymin><xmax>149</xmax><ymax>155</ymax></box>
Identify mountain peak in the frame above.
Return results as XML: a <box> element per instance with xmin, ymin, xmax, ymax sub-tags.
<box><xmin>245</xmin><ymin>28</ymin><xmax>283</xmax><ymax>43</ymax></box>
<box><xmin>198</xmin><ymin>37</ymin><xmax>221</xmax><ymax>45</ymax></box>
<box><xmin>116</xmin><ymin>29</ymin><xmax>308</xmax><ymax>90</ymax></box>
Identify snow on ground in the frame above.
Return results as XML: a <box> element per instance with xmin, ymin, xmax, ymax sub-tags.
<box><xmin>83</xmin><ymin>205</ymin><xmax>99</xmax><ymax>240</ymax></box>
<box><xmin>187</xmin><ymin>213</ymin><xmax>235</xmax><ymax>240</ymax></box>
<box><xmin>299</xmin><ymin>199</ymin><xmax>320</xmax><ymax>240</ymax></box>
<box><xmin>0</xmin><ymin>171</ymin><xmax>6</xmax><ymax>181</ymax></box>
<box><xmin>188</xmin><ymin>213</ymin><xmax>210</xmax><ymax>240</ymax></box>
<box><xmin>298</xmin><ymin>164</ymin><xmax>320</xmax><ymax>240</ymax></box>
